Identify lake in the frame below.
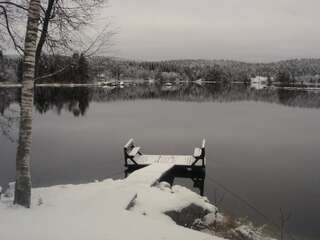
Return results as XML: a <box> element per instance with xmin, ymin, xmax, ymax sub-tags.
<box><xmin>0</xmin><ymin>83</ymin><xmax>320</xmax><ymax>240</ymax></box>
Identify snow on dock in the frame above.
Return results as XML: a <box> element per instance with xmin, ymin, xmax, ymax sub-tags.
<box><xmin>123</xmin><ymin>164</ymin><xmax>175</xmax><ymax>208</ymax></box>
<box><xmin>125</xmin><ymin>163</ymin><xmax>175</xmax><ymax>186</ymax></box>
<box><xmin>130</xmin><ymin>155</ymin><xmax>197</xmax><ymax>165</ymax></box>
<box><xmin>124</xmin><ymin>138</ymin><xmax>206</xmax><ymax>168</ymax></box>
<box><xmin>122</xmin><ymin>139</ymin><xmax>207</xmax><ymax>206</ymax></box>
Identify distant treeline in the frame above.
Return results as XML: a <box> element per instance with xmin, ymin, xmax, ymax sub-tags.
<box><xmin>2</xmin><ymin>50</ymin><xmax>320</xmax><ymax>84</ymax></box>
<box><xmin>92</xmin><ymin>57</ymin><xmax>320</xmax><ymax>84</ymax></box>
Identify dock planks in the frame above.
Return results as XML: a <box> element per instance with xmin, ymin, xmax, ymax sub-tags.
<box><xmin>128</xmin><ymin>155</ymin><xmax>204</xmax><ymax>167</ymax></box>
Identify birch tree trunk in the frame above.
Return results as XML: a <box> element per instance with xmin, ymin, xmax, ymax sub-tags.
<box><xmin>14</xmin><ymin>0</ymin><xmax>41</xmax><ymax>208</ymax></box>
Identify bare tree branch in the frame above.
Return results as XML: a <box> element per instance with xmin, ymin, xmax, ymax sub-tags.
<box><xmin>34</xmin><ymin>64</ymin><xmax>70</xmax><ymax>82</ymax></box>
<box><xmin>0</xmin><ymin>5</ymin><xmax>24</xmax><ymax>54</ymax></box>
<box><xmin>0</xmin><ymin>1</ymin><xmax>28</xmax><ymax>11</ymax></box>
<box><xmin>82</xmin><ymin>23</ymin><xmax>116</xmax><ymax>57</ymax></box>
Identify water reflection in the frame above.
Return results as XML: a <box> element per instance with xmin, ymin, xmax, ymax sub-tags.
<box><xmin>0</xmin><ymin>88</ymin><xmax>19</xmax><ymax>114</ymax></box>
<box><xmin>2</xmin><ymin>83</ymin><xmax>320</xmax><ymax>116</ymax></box>
<box><xmin>34</xmin><ymin>87</ymin><xmax>92</xmax><ymax>116</ymax></box>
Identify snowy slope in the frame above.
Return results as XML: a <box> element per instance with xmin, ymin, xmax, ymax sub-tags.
<box><xmin>0</xmin><ymin>179</ymin><xmax>224</xmax><ymax>240</ymax></box>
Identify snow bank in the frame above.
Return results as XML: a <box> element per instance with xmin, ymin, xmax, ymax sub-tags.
<box><xmin>0</xmin><ymin>179</ymin><xmax>224</xmax><ymax>240</ymax></box>
<box><xmin>131</xmin><ymin>182</ymin><xmax>216</xmax><ymax>223</ymax></box>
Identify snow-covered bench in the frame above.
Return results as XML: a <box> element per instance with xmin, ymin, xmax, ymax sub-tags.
<box><xmin>124</xmin><ymin>138</ymin><xmax>143</xmax><ymax>166</ymax></box>
<box><xmin>192</xmin><ymin>139</ymin><xmax>206</xmax><ymax>167</ymax></box>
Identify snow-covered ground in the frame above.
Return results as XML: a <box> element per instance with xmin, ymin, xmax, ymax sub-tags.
<box><xmin>0</xmin><ymin>179</ymin><xmax>224</xmax><ymax>240</ymax></box>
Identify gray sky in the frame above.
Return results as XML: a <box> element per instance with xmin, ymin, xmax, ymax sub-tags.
<box><xmin>105</xmin><ymin>0</ymin><xmax>319</xmax><ymax>62</ymax></box>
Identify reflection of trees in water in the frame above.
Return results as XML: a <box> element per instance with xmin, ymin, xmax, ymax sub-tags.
<box><xmin>0</xmin><ymin>108</ymin><xmax>19</xmax><ymax>142</ymax></box>
<box><xmin>34</xmin><ymin>87</ymin><xmax>92</xmax><ymax>116</ymax></box>
<box><xmin>0</xmin><ymin>88</ymin><xmax>20</xmax><ymax>141</ymax></box>
<box><xmin>0</xmin><ymin>88</ymin><xmax>20</xmax><ymax>114</ymax></box>
<box><xmin>278</xmin><ymin>89</ymin><xmax>320</xmax><ymax>108</ymax></box>
<box><xmin>93</xmin><ymin>84</ymin><xmax>160</xmax><ymax>102</ymax></box>
<box><xmin>1</xmin><ymin>85</ymin><xmax>320</xmax><ymax>119</ymax></box>
<box><xmin>92</xmin><ymin>83</ymin><xmax>320</xmax><ymax>109</ymax></box>
<box><xmin>204</xmin><ymin>84</ymin><xmax>280</xmax><ymax>103</ymax></box>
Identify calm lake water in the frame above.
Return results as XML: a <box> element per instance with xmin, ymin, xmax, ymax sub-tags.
<box><xmin>1</xmin><ymin>83</ymin><xmax>320</xmax><ymax>240</ymax></box>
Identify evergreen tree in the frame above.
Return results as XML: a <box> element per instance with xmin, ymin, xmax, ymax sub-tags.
<box><xmin>276</xmin><ymin>70</ymin><xmax>291</xmax><ymax>87</ymax></box>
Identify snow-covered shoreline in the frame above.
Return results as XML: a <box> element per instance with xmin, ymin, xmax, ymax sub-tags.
<box><xmin>0</xmin><ymin>179</ymin><xmax>223</xmax><ymax>240</ymax></box>
<box><xmin>0</xmin><ymin>179</ymin><xmax>277</xmax><ymax>240</ymax></box>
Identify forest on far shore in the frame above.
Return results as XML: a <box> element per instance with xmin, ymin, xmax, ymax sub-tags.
<box><xmin>1</xmin><ymin>50</ymin><xmax>320</xmax><ymax>85</ymax></box>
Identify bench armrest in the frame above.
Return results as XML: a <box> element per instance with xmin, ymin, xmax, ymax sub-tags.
<box><xmin>124</xmin><ymin>138</ymin><xmax>134</xmax><ymax>149</ymax></box>
<box><xmin>193</xmin><ymin>147</ymin><xmax>202</xmax><ymax>158</ymax></box>
<box><xmin>201</xmin><ymin>139</ymin><xmax>206</xmax><ymax>149</ymax></box>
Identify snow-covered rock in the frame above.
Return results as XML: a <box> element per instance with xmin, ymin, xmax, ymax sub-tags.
<box><xmin>130</xmin><ymin>182</ymin><xmax>216</xmax><ymax>223</ymax></box>
<box><xmin>203</xmin><ymin>212</ymin><xmax>224</xmax><ymax>226</ymax></box>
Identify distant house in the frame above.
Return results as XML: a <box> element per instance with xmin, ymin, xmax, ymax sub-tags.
<box><xmin>250</xmin><ymin>76</ymin><xmax>268</xmax><ymax>90</ymax></box>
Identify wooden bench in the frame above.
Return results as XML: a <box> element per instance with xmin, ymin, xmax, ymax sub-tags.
<box><xmin>191</xmin><ymin>139</ymin><xmax>206</xmax><ymax>167</ymax></box>
<box><xmin>124</xmin><ymin>139</ymin><xmax>143</xmax><ymax>166</ymax></box>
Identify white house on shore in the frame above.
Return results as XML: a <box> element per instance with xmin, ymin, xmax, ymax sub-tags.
<box><xmin>250</xmin><ymin>76</ymin><xmax>268</xmax><ymax>90</ymax></box>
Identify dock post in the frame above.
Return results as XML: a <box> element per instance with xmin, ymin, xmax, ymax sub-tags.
<box><xmin>124</xmin><ymin>148</ymin><xmax>128</xmax><ymax>167</ymax></box>
<box><xmin>201</xmin><ymin>139</ymin><xmax>206</xmax><ymax>168</ymax></box>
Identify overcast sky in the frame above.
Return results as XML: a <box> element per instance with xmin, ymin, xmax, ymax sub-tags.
<box><xmin>104</xmin><ymin>0</ymin><xmax>320</xmax><ymax>62</ymax></box>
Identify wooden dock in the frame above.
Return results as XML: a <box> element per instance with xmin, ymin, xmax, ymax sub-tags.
<box><xmin>124</xmin><ymin>138</ymin><xmax>206</xmax><ymax>168</ymax></box>
<box><xmin>123</xmin><ymin>139</ymin><xmax>206</xmax><ymax>195</ymax></box>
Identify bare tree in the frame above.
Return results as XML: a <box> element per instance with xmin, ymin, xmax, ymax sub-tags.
<box><xmin>0</xmin><ymin>1</ymin><xmax>26</xmax><ymax>54</ymax></box>
<box><xmin>14</xmin><ymin>0</ymin><xmax>41</xmax><ymax>208</ymax></box>
<box><xmin>0</xmin><ymin>0</ymin><xmax>112</xmax><ymax>65</ymax></box>
<box><xmin>0</xmin><ymin>0</ymin><xmax>114</xmax><ymax>208</ymax></box>
<box><xmin>34</xmin><ymin>0</ymin><xmax>111</xmax><ymax>70</ymax></box>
